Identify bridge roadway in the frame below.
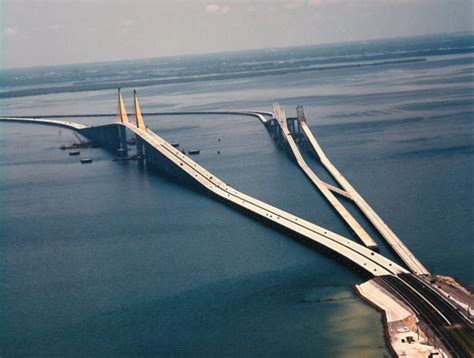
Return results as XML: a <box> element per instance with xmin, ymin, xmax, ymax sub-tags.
<box><xmin>3</xmin><ymin>110</ymin><xmax>274</xmax><ymax>121</ymax></box>
<box><xmin>0</xmin><ymin>112</ymin><xmax>440</xmax><ymax>275</ymax></box>
<box><xmin>0</xmin><ymin>115</ymin><xmax>405</xmax><ymax>277</ymax></box>
<box><xmin>121</xmin><ymin>120</ymin><xmax>404</xmax><ymax>276</ymax></box>
<box><xmin>296</xmin><ymin>112</ymin><xmax>430</xmax><ymax>276</ymax></box>
<box><xmin>1</xmin><ymin>114</ymin><xmax>472</xmax><ymax>356</ymax></box>
<box><xmin>271</xmin><ymin>104</ymin><xmax>378</xmax><ymax>249</ymax></box>
<box><xmin>379</xmin><ymin>273</ymin><xmax>473</xmax><ymax>357</ymax></box>
<box><xmin>0</xmin><ymin>116</ymin><xmax>87</xmax><ymax>130</ymax></box>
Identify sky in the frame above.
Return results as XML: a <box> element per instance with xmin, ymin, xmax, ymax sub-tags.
<box><xmin>1</xmin><ymin>0</ymin><xmax>473</xmax><ymax>69</ymax></box>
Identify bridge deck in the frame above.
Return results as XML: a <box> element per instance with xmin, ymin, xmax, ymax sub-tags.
<box><xmin>0</xmin><ymin>117</ymin><xmax>87</xmax><ymax>130</ymax></box>
<box><xmin>123</xmin><ymin>121</ymin><xmax>403</xmax><ymax>276</ymax></box>
<box><xmin>0</xmin><ymin>115</ymin><xmax>408</xmax><ymax>277</ymax></box>
<box><xmin>271</xmin><ymin>104</ymin><xmax>378</xmax><ymax>249</ymax></box>
<box><xmin>3</xmin><ymin>112</ymin><xmax>470</xmax><ymax>356</ymax></box>
<box><xmin>299</xmin><ymin>120</ymin><xmax>429</xmax><ymax>276</ymax></box>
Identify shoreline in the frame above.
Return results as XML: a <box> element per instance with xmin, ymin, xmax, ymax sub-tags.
<box><xmin>353</xmin><ymin>282</ymin><xmax>399</xmax><ymax>358</ymax></box>
<box><xmin>355</xmin><ymin>278</ymin><xmax>442</xmax><ymax>357</ymax></box>
<box><xmin>354</xmin><ymin>274</ymin><xmax>473</xmax><ymax>358</ymax></box>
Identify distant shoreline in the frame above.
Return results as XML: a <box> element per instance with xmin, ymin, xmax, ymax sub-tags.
<box><xmin>0</xmin><ymin>58</ymin><xmax>429</xmax><ymax>99</ymax></box>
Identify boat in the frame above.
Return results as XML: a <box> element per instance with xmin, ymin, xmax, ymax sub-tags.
<box><xmin>69</xmin><ymin>150</ymin><xmax>80</xmax><ymax>156</ymax></box>
<box><xmin>112</xmin><ymin>154</ymin><xmax>143</xmax><ymax>162</ymax></box>
<box><xmin>188</xmin><ymin>149</ymin><xmax>200</xmax><ymax>155</ymax></box>
<box><xmin>171</xmin><ymin>142</ymin><xmax>180</xmax><ymax>148</ymax></box>
<box><xmin>80</xmin><ymin>158</ymin><xmax>93</xmax><ymax>164</ymax></box>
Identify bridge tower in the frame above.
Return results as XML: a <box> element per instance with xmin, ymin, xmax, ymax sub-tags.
<box><xmin>265</xmin><ymin>105</ymin><xmax>283</xmax><ymax>147</ymax></box>
<box><xmin>133</xmin><ymin>90</ymin><xmax>146</xmax><ymax>158</ymax></box>
<box><xmin>296</xmin><ymin>105</ymin><xmax>307</xmax><ymax>124</ymax></box>
<box><xmin>116</xmin><ymin>89</ymin><xmax>129</xmax><ymax>157</ymax></box>
<box><xmin>269</xmin><ymin>103</ymin><xmax>292</xmax><ymax>150</ymax></box>
<box><xmin>133</xmin><ymin>90</ymin><xmax>147</xmax><ymax>130</ymax></box>
<box><xmin>117</xmin><ymin>89</ymin><xmax>130</xmax><ymax>125</ymax></box>
<box><xmin>290</xmin><ymin>105</ymin><xmax>307</xmax><ymax>145</ymax></box>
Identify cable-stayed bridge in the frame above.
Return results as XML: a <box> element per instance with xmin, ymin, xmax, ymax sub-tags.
<box><xmin>1</xmin><ymin>90</ymin><xmax>472</xmax><ymax>357</ymax></box>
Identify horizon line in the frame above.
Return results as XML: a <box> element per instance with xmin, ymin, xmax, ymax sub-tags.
<box><xmin>2</xmin><ymin>30</ymin><xmax>473</xmax><ymax>72</ymax></box>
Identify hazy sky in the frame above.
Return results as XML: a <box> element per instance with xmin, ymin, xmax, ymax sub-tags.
<box><xmin>1</xmin><ymin>0</ymin><xmax>473</xmax><ymax>69</ymax></box>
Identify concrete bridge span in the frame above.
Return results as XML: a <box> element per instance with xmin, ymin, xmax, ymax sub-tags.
<box><xmin>2</xmin><ymin>92</ymin><xmax>472</xmax><ymax>356</ymax></box>
<box><xmin>0</xmin><ymin>99</ymin><xmax>407</xmax><ymax>277</ymax></box>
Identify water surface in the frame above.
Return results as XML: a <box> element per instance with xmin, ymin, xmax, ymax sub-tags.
<box><xmin>0</xmin><ymin>33</ymin><xmax>472</xmax><ymax>357</ymax></box>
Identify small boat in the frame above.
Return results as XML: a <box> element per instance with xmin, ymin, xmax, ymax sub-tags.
<box><xmin>188</xmin><ymin>149</ymin><xmax>200</xmax><ymax>155</ymax></box>
<box><xmin>69</xmin><ymin>150</ymin><xmax>80</xmax><ymax>156</ymax></box>
<box><xmin>171</xmin><ymin>142</ymin><xmax>180</xmax><ymax>148</ymax></box>
<box><xmin>80</xmin><ymin>158</ymin><xmax>93</xmax><ymax>164</ymax></box>
<box><xmin>60</xmin><ymin>145</ymin><xmax>66</xmax><ymax>150</ymax></box>
<box><xmin>112</xmin><ymin>154</ymin><xmax>142</xmax><ymax>162</ymax></box>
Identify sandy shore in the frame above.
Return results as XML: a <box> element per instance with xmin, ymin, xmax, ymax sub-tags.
<box><xmin>355</xmin><ymin>278</ymin><xmax>449</xmax><ymax>357</ymax></box>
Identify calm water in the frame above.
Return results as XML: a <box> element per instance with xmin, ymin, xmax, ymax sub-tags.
<box><xmin>0</xmin><ymin>33</ymin><xmax>473</xmax><ymax>357</ymax></box>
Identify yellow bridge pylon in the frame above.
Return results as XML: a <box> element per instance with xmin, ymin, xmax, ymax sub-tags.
<box><xmin>117</xmin><ymin>88</ymin><xmax>130</xmax><ymax>125</ymax></box>
<box><xmin>133</xmin><ymin>90</ymin><xmax>146</xmax><ymax>130</ymax></box>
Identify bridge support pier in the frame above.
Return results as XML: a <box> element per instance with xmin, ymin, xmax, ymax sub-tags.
<box><xmin>288</xmin><ymin>118</ymin><xmax>295</xmax><ymax>134</ymax></box>
<box><xmin>287</xmin><ymin>117</ymin><xmax>307</xmax><ymax>145</ymax></box>
<box><xmin>266</xmin><ymin>119</ymin><xmax>281</xmax><ymax>141</ymax></box>
<box><xmin>266</xmin><ymin>118</ymin><xmax>292</xmax><ymax>152</ymax></box>
<box><xmin>118</xmin><ymin>126</ymin><xmax>128</xmax><ymax>157</ymax></box>
<box><xmin>136</xmin><ymin>136</ymin><xmax>144</xmax><ymax>159</ymax></box>
<box><xmin>140</xmin><ymin>140</ymin><xmax>204</xmax><ymax>191</ymax></box>
<box><xmin>80</xmin><ymin>125</ymin><xmax>121</xmax><ymax>154</ymax></box>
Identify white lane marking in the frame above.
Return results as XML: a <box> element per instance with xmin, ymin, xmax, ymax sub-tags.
<box><xmin>398</xmin><ymin>276</ymin><xmax>451</xmax><ymax>326</ymax></box>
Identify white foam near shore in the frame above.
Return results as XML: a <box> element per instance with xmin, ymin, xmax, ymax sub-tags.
<box><xmin>356</xmin><ymin>279</ymin><xmax>448</xmax><ymax>358</ymax></box>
